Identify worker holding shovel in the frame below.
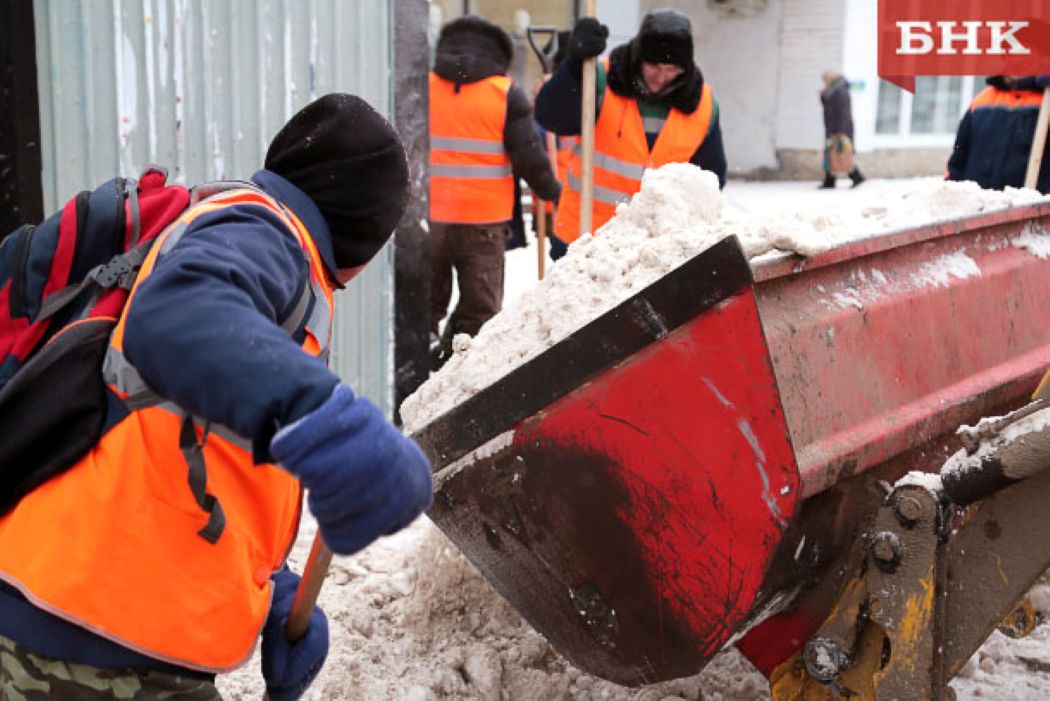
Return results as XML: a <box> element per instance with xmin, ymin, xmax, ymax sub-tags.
<box><xmin>535</xmin><ymin>9</ymin><xmax>727</xmax><ymax>246</ymax></box>
<box><xmin>0</xmin><ymin>95</ymin><xmax>433</xmax><ymax>700</ymax></box>
<box><xmin>429</xmin><ymin>16</ymin><xmax>561</xmax><ymax>370</ymax></box>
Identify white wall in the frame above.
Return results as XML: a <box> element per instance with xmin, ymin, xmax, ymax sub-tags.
<box><xmin>597</xmin><ymin>1</ymin><xmax>639</xmax><ymax>54</ymax></box>
<box><xmin>34</xmin><ymin>0</ymin><xmax>397</xmax><ymax>412</ymax></box>
<box><xmin>639</xmin><ymin>0</ymin><xmax>784</xmax><ymax>173</ymax></box>
<box><xmin>842</xmin><ymin>0</ymin><xmax>878</xmax><ymax>153</ymax></box>
<box><xmin>773</xmin><ymin>0</ymin><xmax>847</xmax><ymax>151</ymax></box>
<box><xmin>699</xmin><ymin>2</ymin><xmax>784</xmax><ymax>172</ymax></box>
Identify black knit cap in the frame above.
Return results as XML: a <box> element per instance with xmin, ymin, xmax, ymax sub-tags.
<box><xmin>436</xmin><ymin>15</ymin><xmax>514</xmax><ymax>77</ymax></box>
<box><xmin>264</xmin><ymin>93</ymin><xmax>409</xmax><ymax>272</ymax></box>
<box><xmin>633</xmin><ymin>9</ymin><xmax>694</xmax><ymax>68</ymax></box>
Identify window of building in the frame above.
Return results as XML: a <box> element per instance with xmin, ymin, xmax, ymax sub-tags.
<box><xmin>875</xmin><ymin>76</ymin><xmax>986</xmax><ymax>144</ymax></box>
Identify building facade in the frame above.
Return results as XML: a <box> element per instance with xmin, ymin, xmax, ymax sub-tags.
<box><xmin>429</xmin><ymin>0</ymin><xmax>971</xmax><ymax>179</ymax></box>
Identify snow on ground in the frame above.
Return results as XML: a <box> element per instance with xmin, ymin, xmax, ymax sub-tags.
<box><xmin>217</xmin><ymin>174</ymin><xmax>1050</xmax><ymax>700</ymax></box>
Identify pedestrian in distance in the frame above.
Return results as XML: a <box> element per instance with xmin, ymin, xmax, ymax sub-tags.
<box><xmin>0</xmin><ymin>93</ymin><xmax>433</xmax><ymax>700</ymax></box>
<box><xmin>429</xmin><ymin>15</ymin><xmax>562</xmax><ymax>370</ymax></box>
<box><xmin>948</xmin><ymin>76</ymin><xmax>1050</xmax><ymax>194</ymax></box>
<box><xmin>534</xmin><ymin>9</ymin><xmax>728</xmax><ymax>247</ymax></box>
<box><xmin>819</xmin><ymin>70</ymin><xmax>865</xmax><ymax>189</ymax></box>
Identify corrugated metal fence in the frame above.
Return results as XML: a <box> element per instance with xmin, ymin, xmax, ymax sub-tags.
<box><xmin>33</xmin><ymin>0</ymin><xmax>396</xmax><ymax>411</ymax></box>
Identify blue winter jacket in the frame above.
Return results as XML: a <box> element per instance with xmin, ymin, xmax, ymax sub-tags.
<box><xmin>948</xmin><ymin>76</ymin><xmax>1050</xmax><ymax>194</ymax></box>
<box><xmin>0</xmin><ymin>169</ymin><xmax>341</xmax><ymax>675</ymax></box>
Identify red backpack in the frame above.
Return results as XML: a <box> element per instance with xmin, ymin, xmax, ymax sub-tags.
<box><xmin>0</xmin><ymin>166</ymin><xmax>190</xmax><ymax>513</ymax></box>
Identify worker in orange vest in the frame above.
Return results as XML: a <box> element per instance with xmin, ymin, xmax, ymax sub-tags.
<box><xmin>0</xmin><ymin>95</ymin><xmax>432</xmax><ymax>700</ymax></box>
<box><xmin>948</xmin><ymin>76</ymin><xmax>1050</xmax><ymax>194</ymax></box>
<box><xmin>535</xmin><ymin>10</ymin><xmax>727</xmax><ymax>247</ymax></box>
<box><xmin>429</xmin><ymin>16</ymin><xmax>561</xmax><ymax>369</ymax></box>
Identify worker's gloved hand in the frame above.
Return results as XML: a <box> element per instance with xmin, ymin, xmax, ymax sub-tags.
<box><xmin>261</xmin><ymin>567</ymin><xmax>328</xmax><ymax>701</ymax></box>
<box><xmin>270</xmin><ymin>384</ymin><xmax>433</xmax><ymax>555</ymax></box>
<box><xmin>567</xmin><ymin>18</ymin><xmax>608</xmax><ymax>71</ymax></box>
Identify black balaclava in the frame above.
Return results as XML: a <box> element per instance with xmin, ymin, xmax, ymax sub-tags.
<box><xmin>264</xmin><ymin>93</ymin><xmax>409</xmax><ymax>273</ymax></box>
<box><xmin>607</xmin><ymin>9</ymin><xmax>704</xmax><ymax>114</ymax></box>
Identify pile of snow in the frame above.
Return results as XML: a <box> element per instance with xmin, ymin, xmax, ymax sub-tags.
<box><xmin>401</xmin><ymin>165</ymin><xmax>1047</xmax><ymax>432</ymax></box>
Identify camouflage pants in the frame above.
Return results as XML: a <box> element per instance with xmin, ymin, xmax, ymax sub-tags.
<box><xmin>0</xmin><ymin>634</ymin><xmax>221</xmax><ymax>700</ymax></box>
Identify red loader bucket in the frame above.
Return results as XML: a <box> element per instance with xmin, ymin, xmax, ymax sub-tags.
<box><xmin>413</xmin><ymin>236</ymin><xmax>800</xmax><ymax>685</ymax></box>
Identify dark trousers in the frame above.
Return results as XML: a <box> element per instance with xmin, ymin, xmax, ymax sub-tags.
<box><xmin>429</xmin><ymin>221</ymin><xmax>508</xmax><ymax>340</ymax></box>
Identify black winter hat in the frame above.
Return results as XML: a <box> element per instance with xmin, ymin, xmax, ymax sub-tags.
<box><xmin>264</xmin><ymin>93</ymin><xmax>409</xmax><ymax>272</ymax></box>
<box><xmin>633</xmin><ymin>9</ymin><xmax>694</xmax><ymax>68</ymax></box>
<box><xmin>436</xmin><ymin>16</ymin><xmax>514</xmax><ymax>76</ymax></box>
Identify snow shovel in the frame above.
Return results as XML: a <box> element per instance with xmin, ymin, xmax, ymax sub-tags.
<box><xmin>526</xmin><ymin>25</ymin><xmax>561</xmax><ymax>279</ymax></box>
<box><xmin>1024</xmin><ymin>85</ymin><xmax>1050</xmax><ymax>189</ymax></box>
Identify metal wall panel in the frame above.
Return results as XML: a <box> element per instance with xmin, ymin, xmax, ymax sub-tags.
<box><xmin>33</xmin><ymin>0</ymin><xmax>396</xmax><ymax>411</ymax></box>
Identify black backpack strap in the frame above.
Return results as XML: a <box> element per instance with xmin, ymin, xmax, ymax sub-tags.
<box><xmin>33</xmin><ymin>178</ymin><xmax>149</xmax><ymax>324</ymax></box>
<box><xmin>34</xmin><ymin>238</ymin><xmax>154</xmax><ymax>322</ymax></box>
<box><xmin>179</xmin><ymin>414</ymin><xmax>226</xmax><ymax>544</ymax></box>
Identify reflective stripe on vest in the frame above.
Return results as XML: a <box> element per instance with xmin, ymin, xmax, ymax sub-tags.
<box><xmin>0</xmin><ymin>187</ymin><xmax>335</xmax><ymax>673</ymax></box>
<box><xmin>429</xmin><ymin>73</ymin><xmax>515</xmax><ymax>224</ymax></box>
<box><xmin>555</xmin><ymin>75</ymin><xmax>714</xmax><ymax>244</ymax></box>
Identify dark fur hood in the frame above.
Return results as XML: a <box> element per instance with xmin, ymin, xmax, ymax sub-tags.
<box><xmin>433</xmin><ymin>16</ymin><xmax>513</xmax><ymax>86</ymax></box>
<box><xmin>986</xmin><ymin>75</ymin><xmax>1050</xmax><ymax>92</ymax></box>
<box><xmin>606</xmin><ymin>44</ymin><xmax>704</xmax><ymax>114</ymax></box>
<box><xmin>606</xmin><ymin>10</ymin><xmax>704</xmax><ymax>113</ymax></box>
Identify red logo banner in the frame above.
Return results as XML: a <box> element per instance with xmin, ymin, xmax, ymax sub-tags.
<box><xmin>878</xmin><ymin>0</ymin><xmax>1050</xmax><ymax>92</ymax></box>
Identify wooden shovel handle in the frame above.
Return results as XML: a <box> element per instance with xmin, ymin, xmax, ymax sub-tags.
<box><xmin>285</xmin><ymin>533</ymin><xmax>333</xmax><ymax>642</ymax></box>
<box><xmin>1024</xmin><ymin>87</ymin><xmax>1050</xmax><ymax>189</ymax></box>
<box><xmin>579</xmin><ymin>0</ymin><xmax>598</xmax><ymax>240</ymax></box>
<box><xmin>262</xmin><ymin>533</ymin><xmax>332</xmax><ymax>700</ymax></box>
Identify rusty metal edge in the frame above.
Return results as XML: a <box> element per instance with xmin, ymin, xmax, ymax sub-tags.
<box><xmin>751</xmin><ymin>202</ymin><xmax>1050</xmax><ymax>284</ymax></box>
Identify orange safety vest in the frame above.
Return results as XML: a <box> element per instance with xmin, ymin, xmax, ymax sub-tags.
<box><xmin>0</xmin><ymin>187</ymin><xmax>335</xmax><ymax>673</ymax></box>
<box><xmin>429</xmin><ymin>73</ymin><xmax>515</xmax><ymax>224</ymax></box>
<box><xmin>970</xmin><ymin>85</ymin><xmax>1046</xmax><ymax>111</ymax></box>
<box><xmin>545</xmin><ymin>135</ymin><xmax>577</xmax><ymax>216</ymax></box>
<box><xmin>555</xmin><ymin>67</ymin><xmax>714</xmax><ymax>244</ymax></box>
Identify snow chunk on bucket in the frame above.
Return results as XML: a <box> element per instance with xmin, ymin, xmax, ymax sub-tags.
<box><xmin>613</xmin><ymin>163</ymin><xmax>723</xmax><ymax>236</ymax></box>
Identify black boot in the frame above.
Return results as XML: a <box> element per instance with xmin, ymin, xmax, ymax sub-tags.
<box><xmin>429</xmin><ymin>327</ymin><xmax>454</xmax><ymax>372</ymax></box>
<box><xmin>818</xmin><ymin>173</ymin><xmax>836</xmax><ymax>189</ymax></box>
<box><xmin>849</xmin><ymin>168</ymin><xmax>865</xmax><ymax>188</ymax></box>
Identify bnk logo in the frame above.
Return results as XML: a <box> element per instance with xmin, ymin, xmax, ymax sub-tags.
<box><xmin>896</xmin><ymin>21</ymin><xmax>1030</xmax><ymax>56</ymax></box>
<box><xmin>878</xmin><ymin>1</ymin><xmax>1050</xmax><ymax>92</ymax></box>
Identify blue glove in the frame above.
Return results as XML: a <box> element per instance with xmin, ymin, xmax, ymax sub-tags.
<box><xmin>261</xmin><ymin>567</ymin><xmax>328</xmax><ymax>701</ymax></box>
<box><xmin>270</xmin><ymin>384</ymin><xmax>433</xmax><ymax>555</ymax></box>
